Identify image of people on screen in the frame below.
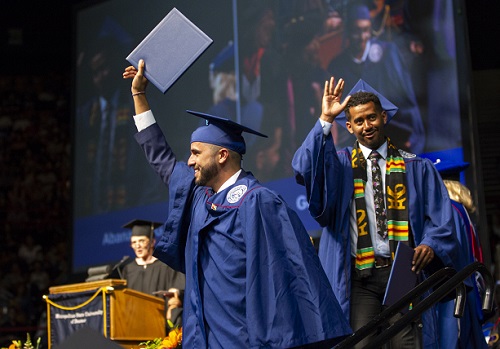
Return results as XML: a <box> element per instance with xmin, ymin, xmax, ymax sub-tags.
<box><xmin>74</xmin><ymin>17</ymin><xmax>166</xmax><ymax>217</ymax></box>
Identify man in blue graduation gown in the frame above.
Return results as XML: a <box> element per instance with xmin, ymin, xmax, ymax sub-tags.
<box><xmin>122</xmin><ymin>60</ymin><xmax>351</xmax><ymax>349</ymax></box>
<box><xmin>292</xmin><ymin>77</ymin><xmax>458</xmax><ymax>348</ymax></box>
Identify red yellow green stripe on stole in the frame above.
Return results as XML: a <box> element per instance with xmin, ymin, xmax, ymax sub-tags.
<box><xmin>387</xmin><ymin>220</ymin><xmax>409</xmax><ymax>241</ymax></box>
<box><xmin>386</xmin><ymin>156</ymin><xmax>405</xmax><ymax>173</ymax></box>
<box><xmin>355</xmin><ymin>247</ymin><xmax>375</xmax><ymax>269</ymax></box>
<box><xmin>354</xmin><ymin>179</ymin><xmax>365</xmax><ymax>199</ymax></box>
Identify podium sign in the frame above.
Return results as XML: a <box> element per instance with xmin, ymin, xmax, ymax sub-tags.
<box><xmin>45</xmin><ymin>279</ymin><xmax>166</xmax><ymax>349</ymax></box>
<box><xmin>47</xmin><ymin>288</ymin><xmax>109</xmax><ymax>346</ymax></box>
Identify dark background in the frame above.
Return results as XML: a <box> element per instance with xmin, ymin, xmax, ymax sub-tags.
<box><xmin>0</xmin><ymin>0</ymin><xmax>499</xmax><ymax>344</ymax></box>
<box><xmin>3</xmin><ymin>0</ymin><xmax>498</xmax><ymax>72</ymax></box>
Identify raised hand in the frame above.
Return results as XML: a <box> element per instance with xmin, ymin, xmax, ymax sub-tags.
<box><xmin>122</xmin><ymin>59</ymin><xmax>150</xmax><ymax>114</ymax></box>
<box><xmin>123</xmin><ymin>59</ymin><xmax>149</xmax><ymax>94</ymax></box>
<box><xmin>320</xmin><ymin>77</ymin><xmax>350</xmax><ymax>123</ymax></box>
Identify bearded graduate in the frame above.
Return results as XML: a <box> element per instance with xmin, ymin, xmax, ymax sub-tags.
<box><xmin>123</xmin><ymin>59</ymin><xmax>351</xmax><ymax>348</ymax></box>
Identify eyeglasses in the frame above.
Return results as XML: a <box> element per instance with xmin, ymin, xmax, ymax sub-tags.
<box><xmin>130</xmin><ymin>238</ymin><xmax>150</xmax><ymax>248</ymax></box>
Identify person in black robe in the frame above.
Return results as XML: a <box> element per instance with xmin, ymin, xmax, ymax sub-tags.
<box><xmin>122</xmin><ymin>219</ymin><xmax>185</xmax><ymax>328</ymax></box>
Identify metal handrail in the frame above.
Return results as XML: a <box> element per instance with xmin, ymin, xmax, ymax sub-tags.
<box><xmin>364</xmin><ymin>262</ymin><xmax>493</xmax><ymax>349</ymax></box>
<box><xmin>334</xmin><ymin>267</ymin><xmax>457</xmax><ymax>349</ymax></box>
<box><xmin>334</xmin><ymin>262</ymin><xmax>493</xmax><ymax>349</ymax></box>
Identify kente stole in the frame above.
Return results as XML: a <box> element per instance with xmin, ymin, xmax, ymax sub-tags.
<box><xmin>352</xmin><ymin>138</ymin><xmax>409</xmax><ymax>277</ymax></box>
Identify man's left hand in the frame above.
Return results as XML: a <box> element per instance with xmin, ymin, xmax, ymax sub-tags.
<box><xmin>412</xmin><ymin>244</ymin><xmax>434</xmax><ymax>274</ymax></box>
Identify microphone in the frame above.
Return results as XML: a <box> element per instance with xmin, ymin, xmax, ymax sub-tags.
<box><xmin>84</xmin><ymin>256</ymin><xmax>131</xmax><ymax>282</ymax></box>
<box><xmin>113</xmin><ymin>255</ymin><xmax>130</xmax><ymax>279</ymax></box>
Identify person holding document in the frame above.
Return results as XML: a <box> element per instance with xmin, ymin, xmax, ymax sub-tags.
<box><xmin>122</xmin><ymin>60</ymin><xmax>351</xmax><ymax>349</ymax></box>
<box><xmin>292</xmin><ymin>77</ymin><xmax>459</xmax><ymax>348</ymax></box>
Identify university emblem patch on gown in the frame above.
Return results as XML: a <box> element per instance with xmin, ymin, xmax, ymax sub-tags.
<box><xmin>227</xmin><ymin>184</ymin><xmax>247</xmax><ymax>203</ymax></box>
<box><xmin>368</xmin><ymin>42</ymin><xmax>383</xmax><ymax>63</ymax></box>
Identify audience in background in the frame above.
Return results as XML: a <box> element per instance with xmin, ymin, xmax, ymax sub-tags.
<box><xmin>0</xmin><ymin>74</ymin><xmax>72</xmax><ymax>346</ymax></box>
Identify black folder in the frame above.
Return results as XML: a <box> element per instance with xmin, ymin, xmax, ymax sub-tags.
<box><xmin>126</xmin><ymin>8</ymin><xmax>213</xmax><ymax>93</ymax></box>
<box><xmin>382</xmin><ymin>242</ymin><xmax>417</xmax><ymax>312</ymax></box>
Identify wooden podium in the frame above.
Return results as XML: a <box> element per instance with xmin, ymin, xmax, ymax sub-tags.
<box><xmin>47</xmin><ymin>279</ymin><xmax>166</xmax><ymax>349</ymax></box>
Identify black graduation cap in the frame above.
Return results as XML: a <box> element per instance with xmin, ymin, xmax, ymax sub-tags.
<box><xmin>187</xmin><ymin>110</ymin><xmax>267</xmax><ymax>155</ymax></box>
<box><xmin>122</xmin><ymin>219</ymin><xmax>162</xmax><ymax>239</ymax></box>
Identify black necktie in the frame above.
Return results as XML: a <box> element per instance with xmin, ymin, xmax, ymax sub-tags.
<box><xmin>369</xmin><ymin>151</ymin><xmax>387</xmax><ymax>238</ymax></box>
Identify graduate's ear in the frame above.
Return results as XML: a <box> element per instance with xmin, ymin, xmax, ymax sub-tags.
<box><xmin>217</xmin><ymin>148</ymin><xmax>230</xmax><ymax>164</ymax></box>
<box><xmin>346</xmin><ymin>121</ymin><xmax>354</xmax><ymax>134</ymax></box>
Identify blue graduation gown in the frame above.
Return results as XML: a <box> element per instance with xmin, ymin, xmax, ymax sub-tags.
<box><xmin>436</xmin><ymin>200</ymin><xmax>487</xmax><ymax>349</ymax></box>
<box><xmin>135</xmin><ymin>123</ymin><xmax>352</xmax><ymax>349</ymax></box>
<box><xmin>292</xmin><ymin>120</ymin><xmax>459</xmax><ymax>348</ymax></box>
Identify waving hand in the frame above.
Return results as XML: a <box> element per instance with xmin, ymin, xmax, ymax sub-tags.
<box><xmin>320</xmin><ymin>77</ymin><xmax>350</xmax><ymax>123</ymax></box>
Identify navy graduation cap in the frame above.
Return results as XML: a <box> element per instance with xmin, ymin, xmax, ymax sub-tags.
<box><xmin>347</xmin><ymin>3</ymin><xmax>371</xmax><ymax>22</ymax></box>
<box><xmin>188</xmin><ymin>110</ymin><xmax>267</xmax><ymax>155</ymax></box>
<box><xmin>335</xmin><ymin>79</ymin><xmax>399</xmax><ymax>129</ymax></box>
<box><xmin>209</xmin><ymin>41</ymin><xmax>234</xmax><ymax>73</ymax></box>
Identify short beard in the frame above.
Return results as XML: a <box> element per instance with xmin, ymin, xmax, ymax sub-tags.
<box><xmin>195</xmin><ymin>160</ymin><xmax>219</xmax><ymax>187</ymax></box>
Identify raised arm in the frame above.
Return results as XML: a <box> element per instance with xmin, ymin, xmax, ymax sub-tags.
<box><xmin>292</xmin><ymin>77</ymin><xmax>352</xmax><ymax>226</ymax></box>
<box><xmin>123</xmin><ymin>59</ymin><xmax>150</xmax><ymax>115</ymax></box>
<box><xmin>122</xmin><ymin>59</ymin><xmax>178</xmax><ymax>186</ymax></box>
<box><xmin>320</xmin><ymin>77</ymin><xmax>351</xmax><ymax>123</ymax></box>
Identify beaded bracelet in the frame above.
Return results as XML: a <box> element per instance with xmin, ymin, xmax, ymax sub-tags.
<box><xmin>132</xmin><ymin>91</ymin><xmax>146</xmax><ymax>97</ymax></box>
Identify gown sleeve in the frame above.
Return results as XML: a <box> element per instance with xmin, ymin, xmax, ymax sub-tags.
<box><xmin>415</xmin><ymin>159</ymin><xmax>459</xmax><ymax>271</ymax></box>
<box><xmin>134</xmin><ymin>122</ymin><xmax>195</xmax><ymax>273</ymax></box>
<box><xmin>292</xmin><ymin>120</ymin><xmax>349</xmax><ymax>227</ymax></box>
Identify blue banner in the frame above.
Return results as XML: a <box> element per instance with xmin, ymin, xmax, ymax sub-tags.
<box><xmin>47</xmin><ymin>289</ymin><xmax>110</xmax><ymax>347</ymax></box>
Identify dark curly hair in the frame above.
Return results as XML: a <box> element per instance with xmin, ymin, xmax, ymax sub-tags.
<box><xmin>345</xmin><ymin>91</ymin><xmax>383</xmax><ymax>120</ymax></box>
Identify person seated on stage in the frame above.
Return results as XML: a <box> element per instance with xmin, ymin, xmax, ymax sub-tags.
<box><xmin>122</xmin><ymin>219</ymin><xmax>185</xmax><ymax>328</ymax></box>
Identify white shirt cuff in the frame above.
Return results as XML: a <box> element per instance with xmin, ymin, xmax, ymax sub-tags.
<box><xmin>133</xmin><ymin>110</ymin><xmax>156</xmax><ymax>132</ymax></box>
<box><xmin>319</xmin><ymin>118</ymin><xmax>332</xmax><ymax>136</ymax></box>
